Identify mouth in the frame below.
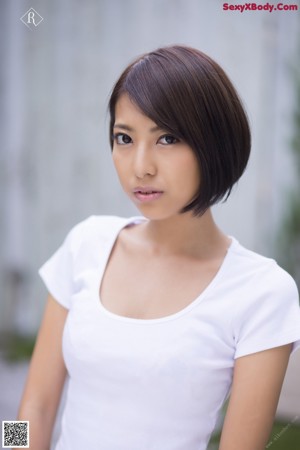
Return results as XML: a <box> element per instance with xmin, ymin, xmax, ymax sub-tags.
<box><xmin>133</xmin><ymin>187</ymin><xmax>164</xmax><ymax>203</ymax></box>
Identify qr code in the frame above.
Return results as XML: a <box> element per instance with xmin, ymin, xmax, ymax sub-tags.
<box><xmin>2</xmin><ymin>421</ymin><xmax>29</xmax><ymax>448</ymax></box>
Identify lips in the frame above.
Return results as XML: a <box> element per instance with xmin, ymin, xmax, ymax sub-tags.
<box><xmin>133</xmin><ymin>186</ymin><xmax>164</xmax><ymax>203</ymax></box>
<box><xmin>133</xmin><ymin>186</ymin><xmax>163</xmax><ymax>194</ymax></box>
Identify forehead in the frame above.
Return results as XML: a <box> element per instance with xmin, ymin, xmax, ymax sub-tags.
<box><xmin>114</xmin><ymin>94</ymin><xmax>157</xmax><ymax>129</ymax></box>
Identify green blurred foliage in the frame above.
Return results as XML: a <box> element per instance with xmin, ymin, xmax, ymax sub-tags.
<box><xmin>1</xmin><ymin>334</ymin><xmax>36</xmax><ymax>362</ymax></box>
<box><xmin>208</xmin><ymin>419</ymin><xmax>300</xmax><ymax>450</ymax></box>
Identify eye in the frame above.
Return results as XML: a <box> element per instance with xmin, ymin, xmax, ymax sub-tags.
<box><xmin>113</xmin><ymin>133</ymin><xmax>132</xmax><ymax>145</ymax></box>
<box><xmin>158</xmin><ymin>134</ymin><xmax>179</xmax><ymax>145</ymax></box>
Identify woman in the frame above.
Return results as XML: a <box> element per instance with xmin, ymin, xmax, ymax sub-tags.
<box><xmin>17</xmin><ymin>45</ymin><xmax>300</xmax><ymax>450</ymax></box>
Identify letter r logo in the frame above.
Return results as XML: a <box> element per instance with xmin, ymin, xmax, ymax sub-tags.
<box><xmin>27</xmin><ymin>11</ymin><xmax>36</xmax><ymax>25</ymax></box>
<box><xmin>20</xmin><ymin>8</ymin><xmax>44</xmax><ymax>30</ymax></box>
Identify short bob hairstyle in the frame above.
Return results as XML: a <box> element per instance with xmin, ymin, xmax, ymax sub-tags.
<box><xmin>108</xmin><ymin>45</ymin><xmax>251</xmax><ymax>216</ymax></box>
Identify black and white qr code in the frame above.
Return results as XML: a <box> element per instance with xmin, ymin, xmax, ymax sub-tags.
<box><xmin>2</xmin><ymin>421</ymin><xmax>29</xmax><ymax>448</ymax></box>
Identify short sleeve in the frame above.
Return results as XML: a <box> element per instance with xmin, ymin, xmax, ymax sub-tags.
<box><xmin>234</xmin><ymin>264</ymin><xmax>300</xmax><ymax>359</ymax></box>
<box><xmin>38</xmin><ymin>219</ymin><xmax>89</xmax><ymax>309</ymax></box>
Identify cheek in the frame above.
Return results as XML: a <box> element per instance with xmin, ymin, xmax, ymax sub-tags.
<box><xmin>173</xmin><ymin>153</ymin><xmax>201</xmax><ymax>191</ymax></box>
<box><xmin>112</xmin><ymin>152</ymin><xmax>127</xmax><ymax>185</ymax></box>
<box><xmin>112</xmin><ymin>152</ymin><xmax>126</xmax><ymax>176</ymax></box>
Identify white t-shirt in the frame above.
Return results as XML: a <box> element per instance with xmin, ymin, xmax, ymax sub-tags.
<box><xmin>39</xmin><ymin>215</ymin><xmax>300</xmax><ymax>450</ymax></box>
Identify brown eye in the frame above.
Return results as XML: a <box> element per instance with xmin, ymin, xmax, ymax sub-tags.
<box><xmin>114</xmin><ymin>133</ymin><xmax>132</xmax><ymax>145</ymax></box>
<box><xmin>159</xmin><ymin>135</ymin><xmax>179</xmax><ymax>145</ymax></box>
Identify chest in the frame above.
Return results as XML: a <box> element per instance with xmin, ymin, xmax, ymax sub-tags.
<box><xmin>63</xmin><ymin>293</ymin><xmax>235</xmax><ymax>442</ymax></box>
<box><xmin>99</xmin><ymin>240</ymin><xmax>221</xmax><ymax>320</ymax></box>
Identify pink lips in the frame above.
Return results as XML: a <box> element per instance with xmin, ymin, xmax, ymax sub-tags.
<box><xmin>133</xmin><ymin>186</ymin><xmax>164</xmax><ymax>203</ymax></box>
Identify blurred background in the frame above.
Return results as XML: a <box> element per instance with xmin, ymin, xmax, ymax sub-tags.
<box><xmin>0</xmin><ymin>1</ymin><xmax>300</xmax><ymax>449</ymax></box>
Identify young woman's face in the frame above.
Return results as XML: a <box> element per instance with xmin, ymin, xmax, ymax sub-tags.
<box><xmin>112</xmin><ymin>94</ymin><xmax>201</xmax><ymax>220</ymax></box>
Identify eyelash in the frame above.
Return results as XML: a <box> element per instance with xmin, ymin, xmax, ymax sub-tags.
<box><xmin>159</xmin><ymin>134</ymin><xmax>180</xmax><ymax>145</ymax></box>
<box><xmin>113</xmin><ymin>133</ymin><xmax>132</xmax><ymax>145</ymax></box>
<box><xmin>112</xmin><ymin>133</ymin><xmax>180</xmax><ymax>146</ymax></box>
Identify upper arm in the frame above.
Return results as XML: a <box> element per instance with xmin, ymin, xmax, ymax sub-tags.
<box><xmin>219</xmin><ymin>343</ymin><xmax>292</xmax><ymax>450</ymax></box>
<box><xmin>18</xmin><ymin>294</ymin><xmax>68</xmax><ymax>420</ymax></box>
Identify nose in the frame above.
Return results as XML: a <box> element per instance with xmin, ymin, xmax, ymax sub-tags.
<box><xmin>133</xmin><ymin>144</ymin><xmax>156</xmax><ymax>179</ymax></box>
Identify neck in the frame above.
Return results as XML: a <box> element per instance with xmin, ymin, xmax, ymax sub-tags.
<box><xmin>140</xmin><ymin>209</ymin><xmax>230</xmax><ymax>258</ymax></box>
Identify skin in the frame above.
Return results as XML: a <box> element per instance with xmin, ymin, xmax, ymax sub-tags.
<box><xmin>103</xmin><ymin>93</ymin><xmax>232</xmax><ymax>319</ymax></box>
<box><xmin>16</xmin><ymin>295</ymin><xmax>68</xmax><ymax>450</ymax></box>
<box><xmin>112</xmin><ymin>94</ymin><xmax>202</xmax><ymax>225</ymax></box>
<box><xmin>16</xmin><ymin>93</ymin><xmax>292</xmax><ymax>450</ymax></box>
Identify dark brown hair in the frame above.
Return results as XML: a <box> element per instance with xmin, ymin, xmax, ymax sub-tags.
<box><xmin>108</xmin><ymin>45</ymin><xmax>251</xmax><ymax>216</ymax></box>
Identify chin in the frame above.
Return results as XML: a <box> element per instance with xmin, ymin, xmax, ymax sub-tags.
<box><xmin>133</xmin><ymin>204</ymin><xmax>184</xmax><ymax>221</ymax></box>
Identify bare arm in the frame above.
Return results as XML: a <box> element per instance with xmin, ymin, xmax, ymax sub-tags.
<box><xmin>219</xmin><ymin>343</ymin><xmax>292</xmax><ymax>450</ymax></box>
<box><xmin>15</xmin><ymin>294</ymin><xmax>68</xmax><ymax>450</ymax></box>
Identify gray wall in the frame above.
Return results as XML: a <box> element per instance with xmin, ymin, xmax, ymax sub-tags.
<box><xmin>1</xmin><ymin>0</ymin><xmax>299</xmax><ymax>334</ymax></box>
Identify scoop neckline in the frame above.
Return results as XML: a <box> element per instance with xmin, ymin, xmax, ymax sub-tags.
<box><xmin>95</xmin><ymin>215</ymin><xmax>238</xmax><ymax>324</ymax></box>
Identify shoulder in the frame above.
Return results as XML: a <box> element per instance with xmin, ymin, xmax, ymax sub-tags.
<box><xmin>65</xmin><ymin>214</ymin><xmax>145</xmax><ymax>250</ymax></box>
<box><xmin>228</xmin><ymin>240</ymin><xmax>299</xmax><ymax>332</ymax></box>
<box><xmin>229</xmin><ymin>240</ymin><xmax>300</xmax><ymax>358</ymax></box>
<box><xmin>229</xmin><ymin>238</ymin><xmax>298</xmax><ymax>296</ymax></box>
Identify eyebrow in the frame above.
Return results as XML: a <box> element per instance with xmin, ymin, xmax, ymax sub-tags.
<box><xmin>113</xmin><ymin>123</ymin><xmax>162</xmax><ymax>133</ymax></box>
